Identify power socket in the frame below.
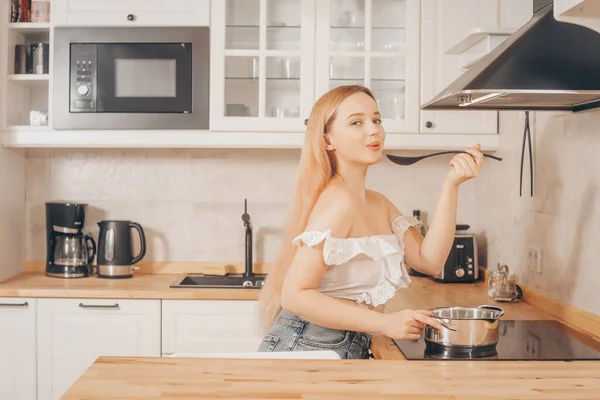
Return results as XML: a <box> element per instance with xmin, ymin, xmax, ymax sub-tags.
<box><xmin>527</xmin><ymin>245</ymin><xmax>543</xmax><ymax>273</ymax></box>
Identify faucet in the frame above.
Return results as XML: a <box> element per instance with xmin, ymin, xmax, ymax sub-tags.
<box><xmin>242</xmin><ymin>199</ymin><xmax>253</xmax><ymax>277</ymax></box>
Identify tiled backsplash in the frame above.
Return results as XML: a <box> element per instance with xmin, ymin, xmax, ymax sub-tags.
<box><xmin>25</xmin><ymin>111</ymin><xmax>600</xmax><ymax>315</ymax></box>
<box><xmin>477</xmin><ymin>110</ymin><xmax>600</xmax><ymax>315</ymax></box>
<box><xmin>25</xmin><ymin>148</ymin><xmax>480</xmax><ymax>264</ymax></box>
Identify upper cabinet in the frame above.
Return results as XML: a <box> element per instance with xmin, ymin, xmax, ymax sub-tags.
<box><xmin>554</xmin><ymin>0</ymin><xmax>600</xmax><ymax>34</ymax></box>
<box><xmin>210</xmin><ymin>0</ymin><xmax>315</xmax><ymax>132</ymax></box>
<box><xmin>420</xmin><ymin>0</ymin><xmax>532</xmax><ymax>135</ymax></box>
<box><xmin>1</xmin><ymin>0</ymin><xmax>534</xmax><ymax>149</ymax></box>
<box><xmin>52</xmin><ymin>0</ymin><xmax>211</xmax><ymax>26</ymax></box>
<box><xmin>315</xmin><ymin>0</ymin><xmax>421</xmax><ymax>134</ymax></box>
<box><xmin>210</xmin><ymin>0</ymin><xmax>419</xmax><ymax>134</ymax></box>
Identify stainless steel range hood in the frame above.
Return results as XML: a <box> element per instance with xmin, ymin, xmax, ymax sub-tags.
<box><xmin>421</xmin><ymin>3</ymin><xmax>600</xmax><ymax>112</ymax></box>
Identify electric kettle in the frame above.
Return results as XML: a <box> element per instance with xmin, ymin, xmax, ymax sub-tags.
<box><xmin>96</xmin><ymin>220</ymin><xmax>146</xmax><ymax>279</ymax></box>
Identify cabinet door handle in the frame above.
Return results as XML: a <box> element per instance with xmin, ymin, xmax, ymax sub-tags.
<box><xmin>0</xmin><ymin>301</ymin><xmax>29</xmax><ymax>307</ymax></box>
<box><xmin>79</xmin><ymin>303</ymin><xmax>119</xmax><ymax>309</ymax></box>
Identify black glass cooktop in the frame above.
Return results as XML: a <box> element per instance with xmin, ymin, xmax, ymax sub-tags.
<box><xmin>394</xmin><ymin>320</ymin><xmax>600</xmax><ymax>360</ymax></box>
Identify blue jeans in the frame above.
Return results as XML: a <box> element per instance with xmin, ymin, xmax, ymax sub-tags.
<box><xmin>257</xmin><ymin>310</ymin><xmax>373</xmax><ymax>359</ymax></box>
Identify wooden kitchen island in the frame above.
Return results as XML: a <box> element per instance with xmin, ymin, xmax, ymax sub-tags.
<box><xmin>57</xmin><ymin>276</ymin><xmax>600</xmax><ymax>400</ymax></box>
<box><xmin>62</xmin><ymin>356</ymin><xmax>600</xmax><ymax>399</ymax></box>
<box><xmin>4</xmin><ymin>271</ymin><xmax>600</xmax><ymax>398</ymax></box>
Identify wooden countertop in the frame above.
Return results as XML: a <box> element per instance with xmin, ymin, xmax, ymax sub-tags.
<box><xmin>0</xmin><ymin>272</ymin><xmax>261</xmax><ymax>300</ymax></box>
<box><xmin>1</xmin><ymin>272</ymin><xmax>594</xmax><ymax>360</ymax></box>
<box><xmin>62</xmin><ymin>356</ymin><xmax>600</xmax><ymax>400</ymax></box>
<box><xmin>15</xmin><ymin>271</ymin><xmax>597</xmax><ymax>399</ymax></box>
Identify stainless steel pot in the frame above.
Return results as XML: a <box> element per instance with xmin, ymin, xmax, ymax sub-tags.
<box><xmin>424</xmin><ymin>305</ymin><xmax>505</xmax><ymax>350</ymax></box>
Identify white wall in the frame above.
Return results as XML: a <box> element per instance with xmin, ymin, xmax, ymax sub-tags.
<box><xmin>0</xmin><ymin>146</ymin><xmax>26</xmax><ymax>281</ymax></box>
<box><xmin>477</xmin><ymin>109</ymin><xmax>600</xmax><ymax>315</ymax></box>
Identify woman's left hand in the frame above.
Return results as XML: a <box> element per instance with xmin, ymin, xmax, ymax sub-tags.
<box><xmin>445</xmin><ymin>144</ymin><xmax>484</xmax><ymax>187</ymax></box>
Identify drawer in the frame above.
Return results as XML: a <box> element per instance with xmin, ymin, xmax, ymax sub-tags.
<box><xmin>162</xmin><ymin>300</ymin><xmax>263</xmax><ymax>354</ymax></box>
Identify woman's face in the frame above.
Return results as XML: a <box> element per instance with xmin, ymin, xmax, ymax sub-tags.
<box><xmin>325</xmin><ymin>92</ymin><xmax>386</xmax><ymax>167</ymax></box>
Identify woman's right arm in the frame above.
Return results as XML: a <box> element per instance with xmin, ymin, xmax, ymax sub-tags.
<box><xmin>280</xmin><ymin>189</ymin><xmax>442</xmax><ymax>338</ymax></box>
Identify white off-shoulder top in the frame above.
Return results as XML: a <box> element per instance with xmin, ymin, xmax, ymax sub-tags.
<box><xmin>292</xmin><ymin>215</ymin><xmax>422</xmax><ymax>307</ymax></box>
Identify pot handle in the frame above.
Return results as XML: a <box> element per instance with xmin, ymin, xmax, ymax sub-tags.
<box><xmin>433</xmin><ymin>317</ymin><xmax>458</xmax><ymax>331</ymax></box>
<box><xmin>478</xmin><ymin>305</ymin><xmax>505</xmax><ymax>318</ymax></box>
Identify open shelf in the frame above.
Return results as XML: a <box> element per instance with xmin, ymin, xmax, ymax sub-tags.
<box><xmin>330</xmin><ymin>26</ymin><xmax>406</xmax><ymax>30</ymax></box>
<box><xmin>8</xmin><ymin>22</ymin><xmax>51</xmax><ymax>34</ymax></box>
<box><xmin>445</xmin><ymin>27</ymin><xmax>515</xmax><ymax>54</ymax></box>
<box><xmin>7</xmin><ymin>74</ymin><xmax>50</xmax><ymax>89</ymax></box>
<box><xmin>5</xmin><ymin>125</ymin><xmax>51</xmax><ymax>131</ymax></box>
<box><xmin>226</xmin><ymin>24</ymin><xmax>301</xmax><ymax>28</ymax></box>
<box><xmin>226</xmin><ymin>77</ymin><xmax>301</xmax><ymax>89</ymax></box>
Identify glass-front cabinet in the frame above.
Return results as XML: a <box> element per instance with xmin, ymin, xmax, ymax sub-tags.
<box><xmin>211</xmin><ymin>0</ymin><xmax>419</xmax><ymax>134</ymax></box>
<box><xmin>315</xmin><ymin>0</ymin><xmax>420</xmax><ymax>133</ymax></box>
<box><xmin>211</xmin><ymin>0</ymin><xmax>315</xmax><ymax>132</ymax></box>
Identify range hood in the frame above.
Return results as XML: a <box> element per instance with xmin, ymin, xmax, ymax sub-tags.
<box><xmin>422</xmin><ymin>2</ymin><xmax>600</xmax><ymax>112</ymax></box>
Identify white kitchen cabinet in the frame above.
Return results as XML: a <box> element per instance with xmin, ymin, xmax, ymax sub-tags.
<box><xmin>2</xmin><ymin>0</ymin><xmax>516</xmax><ymax>149</ymax></box>
<box><xmin>37</xmin><ymin>299</ymin><xmax>161</xmax><ymax>400</ymax></box>
<box><xmin>0</xmin><ymin>298</ymin><xmax>37</xmax><ymax>400</ymax></box>
<box><xmin>419</xmin><ymin>0</ymin><xmax>531</xmax><ymax>135</ymax></box>
<box><xmin>554</xmin><ymin>0</ymin><xmax>600</xmax><ymax>35</ymax></box>
<box><xmin>162</xmin><ymin>300</ymin><xmax>263</xmax><ymax>355</ymax></box>
<box><xmin>316</xmin><ymin>0</ymin><xmax>421</xmax><ymax>134</ymax></box>
<box><xmin>210</xmin><ymin>0</ymin><xmax>316</xmax><ymax>132</ymax></box>
<box><xmin>52</xmin><ymin>0</ymin><xmax>210</xmax><ymax>27</ymax></box>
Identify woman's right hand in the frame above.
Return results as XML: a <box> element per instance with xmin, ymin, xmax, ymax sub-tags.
<box><xmin>378</xmin><ymin>309</ymin><xmax>444</xmax><ymax>340</ymax></box>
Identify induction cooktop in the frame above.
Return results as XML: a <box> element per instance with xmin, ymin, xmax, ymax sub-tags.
<box><xmin>394</xmin><ymin>320</ymin><xmax>600</xmax><ymax>360</ymax></box>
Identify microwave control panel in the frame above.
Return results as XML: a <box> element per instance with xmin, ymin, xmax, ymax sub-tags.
<box><xmin>70</xmin><ymin>44</ymin><xmax>97</xmax><ymax>112</ymax></box>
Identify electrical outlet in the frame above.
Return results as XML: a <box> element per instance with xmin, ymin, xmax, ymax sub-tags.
<box><xmin>526</xmin><ymin>334</ymin><xmax>541</xmax><ymax>358</ymax></box>
<box><xmin>527</xmin><ymin>245</ymin><xmax>542</xmax><ymax>273</ymax></box>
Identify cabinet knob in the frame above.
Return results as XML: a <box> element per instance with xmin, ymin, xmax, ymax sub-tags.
<box><xmin>425</xmin><ymin>121</ymin><xmax>434</xmax><ymax>128</ymax></box>
<box><xmin>127</xmin><ymin>14</ymin><xmax>135</xmax><ymax>21</ymax></box>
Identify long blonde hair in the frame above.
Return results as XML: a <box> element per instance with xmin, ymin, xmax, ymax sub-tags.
<box><xmin>257</xmin><ymin>85</ymin><xmax>377</xmax><ymax>333</ymax></box>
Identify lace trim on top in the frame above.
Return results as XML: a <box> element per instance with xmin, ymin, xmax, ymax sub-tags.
<box><xmin>391</xmin><ymin>214</ymin><xmax>422</xmax><ymax>254</ymax></box>
<box><xmin>292</xmin><ymin>215</ymin><xmax>423</xmax><ymax>307</ymax></box>
<box><xmin>291</xmin><ymin>230</ymin><xmax>399</xmax><ymax>266</ymax></box>
<box><xmin>353</xmin><ymin>253</ymin><xmax>410</xmax><ymax>307</ymax></box>
<box><xmin>354</xmin><ymin>215</ymin><xmax>422</xmax><ymax>306</ymax></box>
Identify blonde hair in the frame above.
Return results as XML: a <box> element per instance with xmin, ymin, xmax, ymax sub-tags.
<box><xmin>257</xmin><ymin>85</ymin><xmax>377</xmax><ymax>333</ymax></box>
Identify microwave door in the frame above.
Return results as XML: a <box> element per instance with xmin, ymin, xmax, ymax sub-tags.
<box><xmin>96</xmin><ymin>43</ymin><xmax>192</xmax><ymax>113</ymax></box>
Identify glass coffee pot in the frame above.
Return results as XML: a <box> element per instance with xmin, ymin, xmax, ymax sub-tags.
<box><xmin>53</xmin><ymin>234</ymin><xmax>96</xmax><ymax>267</ymax></box>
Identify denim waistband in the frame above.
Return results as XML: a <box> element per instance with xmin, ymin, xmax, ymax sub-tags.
<box><xmin>276</xmin><ymin>309</ymin><xmax>373</xmax><ymax>338</ymax></box>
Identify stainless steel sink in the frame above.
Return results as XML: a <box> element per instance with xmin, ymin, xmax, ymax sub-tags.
<box><xmin>170</xmin><ymin>273</ymin><xmax>266</xmax><ymax>289</ymax></box>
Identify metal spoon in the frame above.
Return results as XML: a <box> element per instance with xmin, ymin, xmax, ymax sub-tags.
<box><xmin>386</xmin><ymin>151</ymin><xmax>503</xmax><ymax>166</ymax></box>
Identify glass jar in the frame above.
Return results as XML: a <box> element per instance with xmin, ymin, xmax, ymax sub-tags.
<box><xmin>31</xmin><ymin>1</ymin><xmax>50</xmax><ymax>23</ymax></box>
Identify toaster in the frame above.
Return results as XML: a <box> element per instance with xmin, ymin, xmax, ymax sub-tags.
<box><xmin>432</xmin><ymin>234</ymin><xmax>478</xmax><ymax>283</ymax></box>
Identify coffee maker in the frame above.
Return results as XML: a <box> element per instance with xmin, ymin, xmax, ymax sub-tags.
<box><xmin>45</xmin><ymin>202</ymin><xmax>96</xmax><ymax>278</ymax></box>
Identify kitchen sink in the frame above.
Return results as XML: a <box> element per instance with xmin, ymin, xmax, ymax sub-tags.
<box><xmin>170</xmin><ymin>273</ymin><xmax>266</xmax><ymax>289</ymax></box>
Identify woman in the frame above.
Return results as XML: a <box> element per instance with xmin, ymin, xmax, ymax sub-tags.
<box><xmin>256</xmin><ymin>85</ymin><xmax>484</xmax><ymax>359</ymax></box>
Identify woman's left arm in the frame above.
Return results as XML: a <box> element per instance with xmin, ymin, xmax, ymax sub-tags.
<box><xmin>390</xmin><ymin>144</ymin><xmax>485</xmax><ymax>276</ymax></box>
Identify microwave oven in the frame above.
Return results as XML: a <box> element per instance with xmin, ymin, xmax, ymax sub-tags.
<box><xmin>53</xmin><ymin>27</ymin><xmax>209</xmax><ymax>130</ymax></box>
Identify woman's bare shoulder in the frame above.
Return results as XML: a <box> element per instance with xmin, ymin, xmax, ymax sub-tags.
<box><xmin>366</xmin><ymin>189</ymin><xmax>402</xmax><ymax>220</ymax></box>
<box><xmin>304</xmin><ymin>185</ymin><xmax>358</xmax><ymax>237</ymax></box>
